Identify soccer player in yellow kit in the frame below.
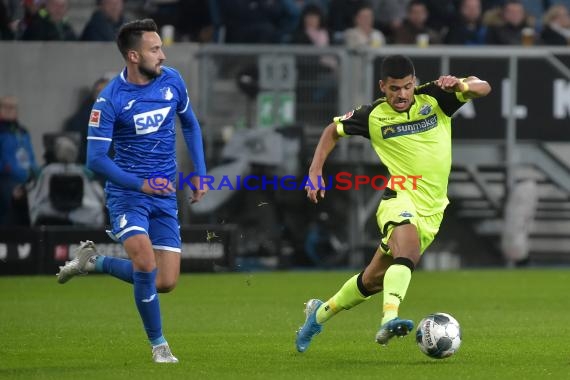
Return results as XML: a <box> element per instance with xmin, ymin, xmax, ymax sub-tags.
<box><xmin>296</xmin><ymin>55</ymin><xmax>491</xmax><ymax>352</ymax></box>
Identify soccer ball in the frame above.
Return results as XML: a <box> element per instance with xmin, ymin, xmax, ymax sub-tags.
<box><xmin>415</xmin><ymin>312</ymin><xmax>461</xmax><ymax>359</ymax></box>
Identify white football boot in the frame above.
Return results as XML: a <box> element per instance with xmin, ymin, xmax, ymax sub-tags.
<box><xmin>56</xmin><ymin>240</ymin><xmax>98</xmax><ymax>284</ymax></box>
<box><xmin>152</xmin><ymin>343</ymin><xmax>179</xmax><ymax>363</ymax></box>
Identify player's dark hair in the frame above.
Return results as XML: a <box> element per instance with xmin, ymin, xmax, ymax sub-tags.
<box><xmin>381</xmin><ymin>55</ymin><xmax>415</xmax><ymax>80</ymax></box>
<box><xmin>116</xmin><ymin>19</ymin><xmax>158</xmax><ymax>59</ymax></box>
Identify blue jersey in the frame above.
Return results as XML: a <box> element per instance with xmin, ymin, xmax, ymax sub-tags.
<box><xmin>86</xmin><ymin>66</ymin><xmax>206</xmax><ymax>194</ymax></box>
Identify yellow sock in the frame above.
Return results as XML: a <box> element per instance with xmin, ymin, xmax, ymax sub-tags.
<box><xmin>316</xmin><ymin>273</ymin><xmax>371</xmax><ymax>324</ymax></box>
<box><xmin>381</xmin><ymin>264</ymin><xmax>412</xmax><ymax>325</ymax></box>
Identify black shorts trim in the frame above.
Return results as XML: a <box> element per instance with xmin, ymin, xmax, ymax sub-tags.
<box><xmin>382</xmin><ymin>188</ymin><xmax>397</xmax><ymax>200</ymax></box>
<box><xmin>379</xmin><ymin>219</ymin><xmax>411</xmax><ymax>253</ymax></box>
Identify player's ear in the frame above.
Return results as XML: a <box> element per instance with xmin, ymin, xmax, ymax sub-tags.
<box><xmin>379</xmin><ymin>80</ymin><xmax>385</xmax><ymax>93</ymax></box>
<box><xmin>127</xmin><ymin>50</ymin><xmax>139</xmax><ymax>63</ymax></box>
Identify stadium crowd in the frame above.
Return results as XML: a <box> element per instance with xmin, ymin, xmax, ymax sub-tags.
<box><xmin>1</xmin><ymin>0</ymin><xmax>570</xmax><ymax>46</ymax></box>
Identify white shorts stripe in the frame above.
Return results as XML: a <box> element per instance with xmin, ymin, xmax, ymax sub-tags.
<box><xmin>115</xmin><ymin>226</ymin><xmax>147</xmax><ymax>239</ymax></box>
<box><xmin>87</xmin><ymin>136</ymin><xmax>113</xmax><ymax>141</ymax></box>
<box><xmin>152</xmin><ymin>245</ymin><xmax>181</xmax><ymax>253</ymax></box>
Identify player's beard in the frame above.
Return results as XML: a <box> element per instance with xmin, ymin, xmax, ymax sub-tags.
<box><xmin>139</xmin><ymin>60</ymin><xmax>162</xmax><ymax>80</ymax></box>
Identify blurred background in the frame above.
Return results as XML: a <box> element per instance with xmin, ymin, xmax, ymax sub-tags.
<box><xmin>1</xmin><ymin>0</ymin><xmax>569</xmax><ymax>274</ymax></box>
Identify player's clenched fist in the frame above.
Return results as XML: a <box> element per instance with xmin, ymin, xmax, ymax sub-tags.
<box><xmin>435</xmin><ymin>75</ymin><xmax>464</xmax><ymax>93</ymax></box>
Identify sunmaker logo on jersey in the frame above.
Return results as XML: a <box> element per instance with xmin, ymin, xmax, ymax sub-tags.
<box><xmin>134</xmin><ymin>106</ymin><xmax>171</xmax><ymax>135</ymax></box>
<box><xmin>381</xmin><ymin>114</ymin><xmax>438</xmax><ymax>139</ymax></box>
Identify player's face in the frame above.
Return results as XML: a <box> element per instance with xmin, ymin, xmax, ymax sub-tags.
<box><xmin>380</xmin><ymin>75</ymin><xmax>415</xmax><ymax>112</ymax></box>
<box><xmin>136</xmin><ymin>32</ymin><xmax>166</xmax><ymax>79</ymax></box>
<box><xmin>0</xmin><ymin>97</ymin><xmax>18</xmax><ymax>122</ymax></box>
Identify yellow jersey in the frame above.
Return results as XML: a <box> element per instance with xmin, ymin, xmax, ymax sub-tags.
<box><xmin>334</xmin><ymin>82</ymin><xmax>469</xmax><ymax>216</ymax></box>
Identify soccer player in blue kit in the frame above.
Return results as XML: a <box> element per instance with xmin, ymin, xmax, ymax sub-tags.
<box><xmin>57</xmin><ymin>19</ymin><xmax>207</xmax><ymax>363</ymax></box>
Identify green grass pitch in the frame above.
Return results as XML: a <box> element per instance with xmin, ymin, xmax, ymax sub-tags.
<box><xmin>1</xmin><ymin>270</ymin><xmax>569</xmax><ymax>379</ymax></box>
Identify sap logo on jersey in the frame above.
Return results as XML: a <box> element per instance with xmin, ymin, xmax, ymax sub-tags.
<box><xmin>134</xmin><ymin>106</ymin><xmax>171</xmax><ymax>135</ymax></box>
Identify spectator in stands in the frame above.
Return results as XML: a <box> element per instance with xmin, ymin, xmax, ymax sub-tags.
<box><xmin>344</xmin><ymin>3</ymin><xmax>386</xmax><ymax>48</ymax></box>
<box><xmin>541</xmin><ymin>3</ymin><xmax>570</xmax><ymax>45</ymax></box>
<box><xmin>372</xmin><ymin>0</ymin><xmax>410</xmax><ymax>39</ymax></box>
<box><xmin>81</xmin><ymin>0</ymin><xmax>125</xmax><ymax>41</ymax></box>
<box><xmin>0</xmin><ymin>95</ymin><xmax>39</xmax><ymax>225</ymax></box>
<box><xmin>392</xmin><ymin>0</ymin><xmax>442</xmax><ymax>45</ymax></box>
<box><xmin>21</xmin><ymin>0</ymin><xmax>76</xmax><ymax>41</ymax></box>
<box><xmin>63</xmin><ymin>77</ymin><xmax>110</xmax><ymax>164</ymax></box>
<box><xmin>445</xmin><ymin>0</ymin><xmax>487</xmax><ymax>45</ymax></box>
<box><xmin>292</xmin><ymin>4</ymin><xmax>330</xmax><ymax>49</ymax></box>
<box><xmin>292</xmin><ymin>4</ymin><xmax>337</xmax><ymax>102</ymax></box>
<box><xmin>422</xmin><ymin>0</ymin><xmax>456</xmax><ymax>33</ymax></box>
<box><xmin>1</xmin><ymin>0</ymin><xmax>29</xmax><ymax>38</ymax></box>
<box><xmin>217</xmin><ymin>0</ymin><xmax>298</xmax><ymax>43</ymax></box>
<box><xmin>14</xmin><ymin>0</ymin><xmax>42</xmax><ymax>38</ymax></box>
<box><xmin>485</xmin><ymin>0</ymin><xmax>531</xmax><ymax>45</ymax></box>
<box><xmin>176</xmin><ymin>0</ymin><xmax>214</xmax><ymax>42</ymax></box>
<box><xmin>0</xmin><ymin>1</ymin><xmax>15</xmax><ymax>39</ymax></box>
<box><xmin>328</xmin><ymin>0</ymin><xmax>367</xmax><ymax>44</ymax></box>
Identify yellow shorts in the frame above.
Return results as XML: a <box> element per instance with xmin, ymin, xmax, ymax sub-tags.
<box><xmin>375</xmin><ymin>189</ymin><xmax>443</xmax><ymax>255</ymax></box>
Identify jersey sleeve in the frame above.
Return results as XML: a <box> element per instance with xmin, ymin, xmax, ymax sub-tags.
<box><xmin>85</xmin><ymin>90</ymin><xmax>143</xmax><ymax>191</ymax></box>
<box><xmin>87</xmin><ymin>94</ymin><xmax>115</xmax><ymax>141</ymax></box>
<box><xmin>180</xmin><ymin>104</ymin><xmax>207</xmax><ymax>177</ymax></box>
<box><xmin>171</xmin><ymin>69</ymin><xmax>207</xmax><ymax>176</ymax></box>
<box><xmin>415</xmin><ymin>82</ymin><xmax>468</xmax><ymax>117</ymax></box>
<box><xmin>333</xmin><ymin>104</ymin><xmax>373</xmax><ymax>139</ymax></box>
<box><xmin>169</xmin><ymin>67</ymin><xmax>191</xmax><ymax>114</ymax></box>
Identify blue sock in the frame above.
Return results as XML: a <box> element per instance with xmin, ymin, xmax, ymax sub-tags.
<box><xmin>133</xmin><ymin>269</ymin><xmax>165</xmax><ymax>346</ymax></box>
<box><xmin>95</xmin><ymin>256</ymin><xmax>133</xmax><ymax>284</ymax></box>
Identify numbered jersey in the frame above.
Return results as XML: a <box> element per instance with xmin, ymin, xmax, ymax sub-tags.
<box><xmin>87</xmin><ymin>66</ymin><xmax>190</xmax><ymax>192</ymax></box>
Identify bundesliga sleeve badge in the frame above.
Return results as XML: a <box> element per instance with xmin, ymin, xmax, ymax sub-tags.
<box><xmin>89</xmin><ymin>110</ymin><xmax>101</xmax><ymax>127</ymax></box>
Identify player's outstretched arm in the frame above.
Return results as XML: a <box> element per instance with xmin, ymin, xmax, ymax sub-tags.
<box><xmin>306</xmin><ymin>122</ymin><xmax>340</xmax><ymax>204</ymax></box>
<box><xmin>177</xmin><ymin>90</ymin><xmax>208</xmax><ymax>204</ymax></box>
<box><xmin>435</xmin><ymin>75</ymin><xmax>491</xmax><ymax>100</ymax></box>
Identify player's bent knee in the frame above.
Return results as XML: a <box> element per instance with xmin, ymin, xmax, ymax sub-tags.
<box><xmin>124</xmin><ymin>235</ymin><xmax>157</xmax><ymax>272</ymax></box>
<box><xmin>133</xmin><ymin>259</ymin><xmax>156</xmax><ymax>273</ymax></box>
<box><xmin>156</xmin><ymin>280</ymin><xmax>177</xmax><ymax>293</ymax></box>
<box><xmin>157</xmin><ymin>285</ymin><xmax>175</xmax><ymax>293</ymax></box>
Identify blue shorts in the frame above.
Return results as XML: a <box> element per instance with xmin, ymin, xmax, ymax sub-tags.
<box><xmin>106</xmin><ymin>191</ymin><xmax>181</xmax><ymax>253</ymax></box>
